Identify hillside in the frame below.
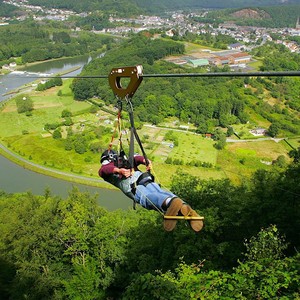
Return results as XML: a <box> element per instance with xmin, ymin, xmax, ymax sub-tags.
<box><xmin>25</xmin><ymin>0</ymin><xmax>300</xmax><ymax>14</ymax></box>
<box><xmin>201</xmin><ymin>5</ymin><xmax>300</xmax><ymax>27</ymax></box>
<box><xmin>0</xmin><ymin>1</ymin><xmax>19</xmax><ymax>17</ymax></box>
<box><xmin>134</xmin><ymin>0</ymin><xmax>300</xmax><ymax>12</ymax></box>
<box><xmin>197</xmin><ymin>4</ymin><xmax>300</xmax><ymax>28</ymax></box>
<box><xmin>230</xmin><ymin>8</ymin><xmax>271</xmax><ymax>19</ymax></box>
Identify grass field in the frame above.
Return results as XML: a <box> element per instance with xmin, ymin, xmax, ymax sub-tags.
<box><xmin>184</xmin><ymin>41</ymin><xmax>219</xmax><ymax>52</ymax></box>
<box><xmin>248</xmin><ymin>59</ymin><xmax>263</xmax><ymax>71</ymax></box>
<box><xmin>0</xmin><ymin>78</ymin><xmax>297</xmax><ymax>188</ymax></box>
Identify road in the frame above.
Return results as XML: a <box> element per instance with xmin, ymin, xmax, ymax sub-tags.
<box><xmin>226</xmin><ymin>137</ymin><xmax>285</xmax><ymax>143</ymax></box>
<box><xmin>144</xmin><ymin>124</ymin><xmax>285</xmax><ymax>143</ymax></box>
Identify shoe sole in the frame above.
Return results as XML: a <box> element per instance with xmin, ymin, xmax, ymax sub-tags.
<box><xmin>180</xmin><ymin>204</ymin><xmax>191</xmax><ymax>216</ymax></box>
<box><xmin>163</xmin><ymin>198</ymin><xmax>183</xmax><ymax>231</ymax></box>
<box><xmin>189</xmin><ymin>209</ymin><xmax>204</xmax><ymax>232</ymax></box>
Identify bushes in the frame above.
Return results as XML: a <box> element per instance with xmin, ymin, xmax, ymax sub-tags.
<box><xmin>165</xmin><ymin>157</ymin><xmax>213</xmax><ymax>168</ymax></box>
<box><xmin>123</xmin><ymin>226</ymin><xmax>300</xmax><ymax>300</ymax></box>
<box><xmin>36</xmin><ymin>77</ymin><xmax>62</xmax><ymax>91</ymax></box>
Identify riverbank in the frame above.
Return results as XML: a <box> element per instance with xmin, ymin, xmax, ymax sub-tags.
<box><xmin>6</xmin><ymin>50</ymin><xmax>103</xmax><ymax>72</ymax></box>
<box><xmin>2</xmin><ymin>66</ymin><xmax>81</xmax><ymax>97</ymax></box>
<box><xmin>0</xmin><ymin>139</ymin><xmax>113</xmax><ymax>190</ymax></box>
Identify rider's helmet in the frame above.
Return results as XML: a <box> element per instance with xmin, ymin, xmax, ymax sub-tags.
<box><xmin>100</xmin><ymin>149</ymin><xmax>118</xmax><ymax>164</ymax></box>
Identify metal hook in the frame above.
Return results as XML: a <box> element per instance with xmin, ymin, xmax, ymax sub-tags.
<box><xmin>108</xmin><ymin>65</ymin><xmax>143</xmax><ymax>99</ymax></box>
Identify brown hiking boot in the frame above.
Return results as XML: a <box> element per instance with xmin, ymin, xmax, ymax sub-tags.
<box><xmin>163</xmin><ymin>198</ymin><xmax>183</xmax><ymax>231</ymax></box>
<box><xmin>188</xmin><ymin>209</ymin><xmax>204</xmax><ymax>233</ymax></box>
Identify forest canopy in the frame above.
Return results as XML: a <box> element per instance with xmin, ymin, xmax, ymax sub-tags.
<box><xmin>0</xmin><ymin>160</ymin><xmax>299</xmax><ymax>299</ymax></box>
<box><xmin>0</xmin><ymin>21</ymin><xmax>115</xmax><ymax>66</ymax></box>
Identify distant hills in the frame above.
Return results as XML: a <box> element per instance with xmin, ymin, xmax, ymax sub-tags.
<box><xmin>134</xmin><ymin>0</ymin><xmax>300</xmax><ymax>11</ymax></box>
<box><xmin>24</xmin><ymin>0</ymin><xmax>300</xmax><ymax>14</ymax></box>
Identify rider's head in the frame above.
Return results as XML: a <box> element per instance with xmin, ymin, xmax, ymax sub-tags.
<box><xmin>100</xmin><ymin>149</ymin><xmax>118</xmax><ymax>164</ymax></box>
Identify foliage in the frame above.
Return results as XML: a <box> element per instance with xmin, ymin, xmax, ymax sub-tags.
<box><xmin>52</xmin><ymin>128</ymin><xmax>62</xmax><ymax>139</ymax></box>
<box><xmin>0</xmin><ymin>158</ymin><xmax>300</xmax><ymax>298</ymax></box>
<box><xmin>199</xmin><ymin>4</ymin><xmax>300</xmax><ymax>28</ymax></box>
<box><xmin>72</xmin><ymin>35</ymin><xmax>257</xmax><ymax>129</ymax></box>
<box><xmin>0</xmin><ymin>20</ymin><xmax>114</xmax><ymax>65</ymax></box>
<box><xmin>0</xmin><ymin>2</ymin><xmax>19</xmax><ymax>18</ymax></box>
<box><xmin>44</xmin><ymin>123</ymin><xmax>60</xmax><ymax>130</ymax></box>
<box><xmin>289</xmin><ymin>147</ymin><xmax>300</xmax><ymax>163</ymax></box>
<box><xmin>250</xmin><ymin>42</ymin><xmax>300</xmax><ymax>73</ymax></box>
<box><xmin>28</xmin><ymin>0</ymin><xmax>143</xmax><ymax>16</ymax></box>
<box><xmin>36</xmin><ymin>77</ymin><xmax>63</xmax><ymax>91</ymax></box>
<box><xmin>183</xmin><ymin>31</ymin><xmax>237</xmax><ymax>49</ymax></box>
<box><xmin>25</xmin><ymin>0</ymin><xmax>300</xmax><ymax>15</ymax></box>
<box><xmin>268</xmin><ymin>122</ymin><xmax>280</xmax><ymax>137</ymax></box>
<box><xmin>213</xmin><ymin>128</ymin><xmax>227</xmax><ymax>150</ymax></box>
<box><xmin>15</xmin><ymin>94</ymin><xmax>34</xmax><ymax>114</ymax></box>
<box><xmin>123</xmin><ymin>226</ymin><xmax>300</xmax><ymax>299</ymax></box>
<box><xmin>73</xmin><ymin>12</ymin><xmax>113</xmax><ymax>31</ymax></box>
<box><xmin>61</xmin><ymin>109</ymin><xmax>72</xmax><ymax>118</ymax></box>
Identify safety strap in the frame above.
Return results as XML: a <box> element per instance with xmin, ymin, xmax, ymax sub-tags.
<box><xmin>126</xmin><ymin>96</ymin><xmax>150</xmax><ymax>168</ymax></box>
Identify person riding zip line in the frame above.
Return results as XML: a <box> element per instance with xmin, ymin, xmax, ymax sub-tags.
<box><xmin>99</xmin><ymin>149</ymin><xmax>203</xmax><ymax>232</ymax></box>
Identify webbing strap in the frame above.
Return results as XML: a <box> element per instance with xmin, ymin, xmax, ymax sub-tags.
<box><xmin>126</xmin><ymin>97</ymin><xmax>150</xmax><ymax>168</ymax></box>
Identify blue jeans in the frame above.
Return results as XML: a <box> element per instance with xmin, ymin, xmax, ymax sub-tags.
<box><xmin>134</xmin><ymin>180</ymin><xmax>176</xmax><ymax>211</ymax></box>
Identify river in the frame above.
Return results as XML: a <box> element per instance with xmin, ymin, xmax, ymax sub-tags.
<box><xmin>0</xmin><ymin>55</ymin><xmax>92</xmax><ymax>102</ymax></box>
<box><xmin>0</xmin><ymin>55</ymin><xmax>132</xmax><ymax>210</ymax></box>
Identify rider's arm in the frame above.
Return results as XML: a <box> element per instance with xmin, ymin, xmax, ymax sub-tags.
<box><xmin>134</xmin><ymin>155</ymin><xmax>152</xmax><ymax>170</ymax></box>
<box><xmin>99</xmin><ymin>161</ymin><xmax>115</xmax><ymax>178</ymax></box>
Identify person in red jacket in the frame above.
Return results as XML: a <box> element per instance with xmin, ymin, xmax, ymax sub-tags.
<box><xmin>99</xmin><ymin>149</ymin><xmax>203</xmax><ymax>232</ymax></box>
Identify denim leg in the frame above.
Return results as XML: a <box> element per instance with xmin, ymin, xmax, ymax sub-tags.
<box><xmin>135</xmin><ymin>182</ymin><xmax>176</xmax><ymax>211</ymax></box>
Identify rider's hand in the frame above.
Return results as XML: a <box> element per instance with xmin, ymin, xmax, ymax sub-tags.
<box><xmin>146</xmin><ymin>160</ymin><xmax>152</xmax><ymax>171</ymax></box>
<box><xmin>119</xmin><ymin>168</ymin><xmax>131</xmax><ymax>178</ymax></box>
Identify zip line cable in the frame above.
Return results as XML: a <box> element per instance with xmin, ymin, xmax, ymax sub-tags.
<box><xmin>8</xmin><ymin>70</ymin><xmax>300</xmax><ymax>79</ymax></box>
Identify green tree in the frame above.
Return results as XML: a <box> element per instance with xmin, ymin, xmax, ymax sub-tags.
<box><xmin>289</xmin><ymin>147</ymin><xmax>300</xmax><ymax>163</ymax></box>
<box><xmin>53</xmin><ymin>32</ymin><xmax>71</xmax><ymax>43</ymax></box>
<box><xmin>52</xmin><ymin>128</ymin><xmax>62</xmax><ymax>139</ymax></box>
<box><xmin>63</xmin><ymin>117</ymin><xmax>73</xmax><ymax>126</ymax></box>
<box><xmin>71</xmin><ymin>78</ymin><xmax>97</xmax><ymax>100</ymax></box>
<box><xmin>61</xmin><ymin>109</ymin><xmax>72</xmax><ymax>118</ymax></box>
<box><xmin>15</xmin><ymin>95</ymin><xmax>34</xmax><ymax>114</ymax></box>
<box><xmin>226</xmin><ymin>126</ymin><xmax>234</xmax><ymax>137</ymax></box>
<box><xmin>213</xmin><ymin>128</ymin><xmax>226</xmax><ymax>150</ymax></box>
<box><xmin>273</xmin><ymin>155</ymin><xmax>287</xmax><ymax>168</ymax></box>
<box><xmin>64</xmin><ymin>138</ymin><xmax>73</xmax><ymax>151</ymax></box>
<box><xmin>268</xmin><ymin>122</ymin><xmax>280</xmax><ymax>137</ymax></box>
<box><xmin>74</xmin><ymin>136</ymin><xmax>87</xmax><ymax>154</ymax></box>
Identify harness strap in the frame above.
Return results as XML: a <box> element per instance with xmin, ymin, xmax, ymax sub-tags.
<box><xmin>130</xmin><ymin>172</ymin><xmax>154</xmax><ymax>195</ymax></box>
<box><xmin>126</xmin><ymin>97</ymin><xmax>150</xmax><ymax>168</ymax></box>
